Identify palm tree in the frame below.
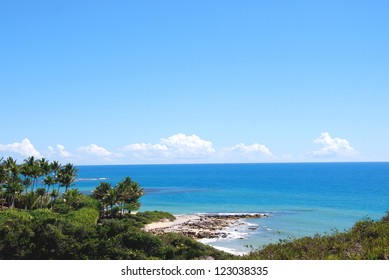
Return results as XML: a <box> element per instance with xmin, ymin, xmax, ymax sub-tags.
<box><xmin>21</xmin><ymin>177</ymin><xmax>33</xmax><ymax>209</ymax></box>
<box><xmin>36</xmin><ymin>188</ymin><xmax>47</xmax><ymax>209</ymax></box>
<box><xmin>58</xmin><ymin>163</ymin><xmax>77</xmax><ymax>193</ymax></box>
<box><xmin>63</xmin><ymin>189</ymin><xmax>81</xmax><ymax>209</ymax></box>
<box><xmin>23</xmin><ymin>156</ymin><xmax>36</xmax><ymax>191</ymax></box>
<box><xmin>49</xmin><ymin>189</ymin><xmax>59</xmax><ymax>209</ymax></box>
<box><xmin>5</xmin><ymin>157</ymin><xmax>19</xmax><ymax>181</ymax></box>
<box><xmin>0</xmin><ymin>184</ymin><xmax>6</xmax><ymax>210</ymax></box>
<box><xmin>92</xmin><ymin>182</ymin><xmax>112</xmax><ymax>218</ymax></box>
<box><xmin>22</xmin><ymin>191</ymin><xmax>39</xmax><ymax>210</ymax></box>
<box><xmin>0</xmin><ymin>157</ymin><xmax>8</xmax><ymax>185</ymax></box>
<box><xmin>22</xmin><ymin>177</ymin><xmax>32</xmax><ymax>195</ymax></box>
<box><xmin>43</xmin><ymin>175</ymin><xmax>56</xmax><ymax>201</ymax></box>
<box><xmin>50</xmin><ymin>161</ymin><xmax>61</xmax><ymax>174</ymax></box>
<box><xmin>5</xmin><ymin>178</ymin><xmax>24</xmax><ymax>208</ymax></box>
<box><xmin>50</xmin><ymin>160</ymin><xmax>61</xmax><ymax>192</ymax></box>
<box><xmin>116</xmin><ymin>177</ymin><xmax>144</xmax><ymax>215</ymax></box>
<box><xmin>23</xmin><ymin>157</ymin><xmax>42</xmax><ymax>192</ymax></box>
<box><xmin>39</xmin><ymin>158</ymin><xmax>51</xmax><ymax>188</ymax></box>
<box><xmin>106</xmin><ymin>188</ymin><xmax>118</xmax><ymax>218</ymax></box>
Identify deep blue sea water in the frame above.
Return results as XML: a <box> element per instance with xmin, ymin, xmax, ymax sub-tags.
<box><xmin>74</xmin><ymin>163</ymin><xmax>389</xmax><ymax>254</ymax></box>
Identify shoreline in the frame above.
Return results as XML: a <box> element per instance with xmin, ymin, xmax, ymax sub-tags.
<box><xmin>143</xmin><ymin>213</ymin><xmax>269</xmax><ymax>255</ymax></box>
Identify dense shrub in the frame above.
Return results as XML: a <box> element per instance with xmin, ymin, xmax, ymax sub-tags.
<box><xmin>0</xmin><ymin>207</ymin><xmax>231</xmax><ymax>260</ymax></box>
<box><xmin>2</xmin><ymin>197</ymin><xmax>388</xmax><ymax>260</ymax></box>
<box><xmin>244</xmin><ymin>212</ymin><xmax>389</xmax><ymax>260</ymax></box>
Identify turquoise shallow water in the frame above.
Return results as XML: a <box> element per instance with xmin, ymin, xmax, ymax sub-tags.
<box><xmin>74</xmin><ymin>163</ymin><xmax>389</xmax><ymax>254</ymax></box>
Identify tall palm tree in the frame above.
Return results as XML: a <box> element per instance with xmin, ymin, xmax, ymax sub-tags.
<box><xmin>39</xmin><ymin>158</ymin><xmax>51</xmax><ymax>187</ymax></box>
<box><xmin>106</xmin><ymin>188</ymin><xmax>118</xmax><ymax>218</ymax></box>
<box><xmin>58</xmin><ymin>163</ymin><xmax>77</xmax><ymax>193</ymax></box>
<box><xmin>49</xmin><ymin>189</ymin><xmax>59</xmax><ymax>209</ymax></box>
<box><xmin>0</xmin><ymin>184</ymin><xmax>5</xmax><ymax>210</ymax></box>
<box><xmin>23</xmin><ymin>156</ymin><xmax>35</xmax><ymax>190</ymax></box>
<box><xmin>23</xmin><ymin>156</ymin><xmax>42</xmax><ymax>192</ymax></box>
<box><xmin>0</xmin><ymin>157</ymin><xmax>8</xmax><ymax>185</ymax></box>
<box><xmin>22</xmin><ymin>191</ymin><xmax>39</xmax><ymax>210</ymax></box>
<box><xmin>62</xmin><ymin>189</ymin><xmax>81</xmax><ymax>209</ymax></box>
<box><xmin>43</xmin><ymin>175</ymin><xmax>56</xmax><ymax>201</ymax></box>
<box><xmin>116</xmin><ymin>177</ymin><xmax>144</xmax><ymax>215</ymax></box>
<box><xmin>50</xmin><ymin>160</ymin><xmax>61</xmax><ymax>192</ymax></box>
<box><xmin>36</xmin><ymin>187</ymin><xmax>47</xmax><ymax>209</ymax></box>
<box><xmin>5</xmin><ymin>157</ymin><xmax>19</xmax><ymax>181</ymax></box>
<box><xmin>50</xmin><ymin>161</ymin><xmax>61</xmax><ymax>174</ymax></box>
<box><xmin>5</xmin><ymin>178</ymin><xmax>24</xmax><ymax>208</ymax></box>
<box><xmin>22</xmin><ymin>177</ymin><xmax>32</xmax><ymax>195</ymax></box>
<box><xmin>92</xmin><ymin>182</ymin><xmax>112</xmax><ymax>218</ymax></box>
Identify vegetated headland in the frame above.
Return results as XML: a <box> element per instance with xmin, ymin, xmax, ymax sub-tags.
<box><xmin>0</xmin><ymin>156</ymin><xmax>388</xmax><ymax>260</ymax></box>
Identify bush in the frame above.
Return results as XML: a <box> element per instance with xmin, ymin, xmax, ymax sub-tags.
<box><xmin>65</xmin><ymin>207</ymin><xmax>99</xmax><ymax>228</ymax></box>
<box><xmin>244</xmin><ymin>213</ymin><xmax>389</xmax><ymax>260</ymax></box>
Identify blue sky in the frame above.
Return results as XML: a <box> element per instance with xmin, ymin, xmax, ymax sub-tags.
<box><xmin>1</xmin><ymin>0</ymin><xmax>388</xmax><ymax>164</ymax></box>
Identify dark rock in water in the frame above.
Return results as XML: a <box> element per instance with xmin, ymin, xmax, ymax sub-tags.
<box><xmin>147</xmin><ymin>213</ymin><xmax>269</xmax><ymax>241</ymax></box>
<box><xmin>206</xmin><ymin>213</ymin><xmax>268</xmax><ymax>220</ymax></box>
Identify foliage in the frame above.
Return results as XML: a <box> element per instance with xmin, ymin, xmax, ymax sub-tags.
<box><xmin>0</xmin><ymin>207</ymin><xmax>231</xmax><ymax>260</ymax></box>
<box><xmin>92</xmin><ymin>177</ymin><xmax>144</xmax><ymax>218</ymax></box>
<box><xmin>244</xmin><ymin>212</ymin><xmax>389</xmax><ymax>260</ymax></box>
<box><xmin>3</xmin><ymin>157</ymin><xmax>388</xmax><ymax>260</ymax></box>
<box><xmin>0</xmin><ymin>156</ymin><xmax>77</xmax><ymax>211</ymax></box>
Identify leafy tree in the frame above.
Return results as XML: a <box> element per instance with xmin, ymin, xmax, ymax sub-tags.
<box><xmin>92</xmin><ymin>182</ymin><xmax>112</xmax><ymax>218</ymax></box>
<box><xmin>0</xmin><ymin>158</ymin><xmax>9</xmax><ymax>185</ymax></box>
<box><xmin>21</xmin><ymin>192</ymin><xmax>39</xmax><ymax>210</ymax></box>
<box><xmin>36</xmin><ymin>188</ymin><xmax>47</xmax><ymax>209</ymax></box>
<box><xmin>49</xmin><ymin>189</ymin><xmax>59</xmax><ymax>209</ymax></box>
<box><xmin>0</xmin><ymin>185</ymin><xmax>5</xmax><ymax>210</ymax></box>
<box><xmin>116</xmin><ymin>177</ymin><xmax>144</xmax><ymax>214</ymax></box>
<box><xmin>23</xmin><ymin>156</ymin><xmax>40</xmax><ymax>192</ymax></box>
<box><xmin>22</xmin><ymin>177</ymin><xmax>32</xmax><ymax>195</ymax></box>
<box><xmin>62</xmin><ymin>189</ymin><xmax>82</xmax><ymax>209</ymax></box>
<box><xmin>58</xmin><ymin>163</ymin><xmax>77</xmax><ymax>193</ymax></box>
<box><xmin>5</xmin><ymin>179</ymin><xmax>24</xmax><ymax>209</ymax></box>
<box><xmin>43</xmin><ymin>175</ymin><xmax>56</xmax><ymax>203</ymax></box>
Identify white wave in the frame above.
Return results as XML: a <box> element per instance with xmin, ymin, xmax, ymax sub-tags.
<box><xmin>76</xmin><ymin>178</ymin><xmax>107</xmax><ymax>181</ymax></box>
<box><xmin>209</xmin><ymin>245</ymin><xmax>247</xmax><ymax>256</ymax></box>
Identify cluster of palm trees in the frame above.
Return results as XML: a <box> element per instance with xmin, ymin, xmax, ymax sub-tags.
<box><xmin>93</xmin><ymin>177</ymin><xmax>144</xmax><ymax>218</ymax></box>
<box><xmin>0</xmin><ymin>156</ymin><xmax>77</xmax><ymax>210</ymax></box>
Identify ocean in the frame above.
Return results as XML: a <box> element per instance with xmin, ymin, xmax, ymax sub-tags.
<box><xmin>74</xmin><ymin>162</ymin><xmax>389</xmax><ymax>254</ymax></box>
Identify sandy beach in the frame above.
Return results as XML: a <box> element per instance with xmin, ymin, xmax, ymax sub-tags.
<box><xmin>144</xmin><ymin>213</ymin><xmax>268</xmax><ymax>240</ymax></box>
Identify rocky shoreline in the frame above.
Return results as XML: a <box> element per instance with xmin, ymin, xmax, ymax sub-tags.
<box><xmin>144</xmin><ymin>213</ymin><xmax>269</xmax><ymax>240</ymax></box>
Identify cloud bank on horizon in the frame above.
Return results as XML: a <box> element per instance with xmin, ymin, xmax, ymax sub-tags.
<box><xmin>0</xmin><ymin>132</ymin><xmax>358</xmax><ymax>164</ymax></box>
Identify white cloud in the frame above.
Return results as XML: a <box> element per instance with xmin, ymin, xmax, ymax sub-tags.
<box><xmin>219</xmin><ymin>142</ymin><xmax>274</xmax><ymax>162</ymax></box>
<box><xmin>230</xmin><ymin>143</ymin><xmax>273</xmax><ymax>157</ymax></box>
<box><xmin>122</xmin><ymin>134</ymin><xmax>276</xmax><ymax>163</ymax></box>
<box><xmin>122</xmin><ymin>134</ymin><xmax>215</xmax><ymax>161</ymax></box>
<box><xmin>56</xmin><ymin>144</ymin><xmax>72</xmax><ymax>158</ymax></box>
<box><xmin>47</xmin><ymin>144</ymin><xmax>72</xmax><ymax>158</ymax></box>
<box><xmin>0</xmin><ymin>138</ymin><xmax>42</xmax><ymax>158</ymax></box>
<box><xmin>312</xmin><ymin>132</ymin><xmax>357</xmax><ymax>157</ymax></box>
<box><xmin>78</xmin><ymin>144</ymin><xmax>112</xmax><ymax>157</ymax></box>
<box><xmin>123</xmin><ymin>143</ymin><xmax>168</xmax><ymax>152</ymax></box>
<box><xmin>161</xmin><ymin>134</ymin><xmax>215</xmax><ymax>156</ymax></box>
<box><xmin>0</xmin><ymin>134</ymin><xmax>276</xmax><ymax>164</ymax></box>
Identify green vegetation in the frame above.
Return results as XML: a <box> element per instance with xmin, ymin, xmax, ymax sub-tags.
<box><xmin>0</xmin><ymin>208</ymin><xmax>231</xmax><ymax>260</ymax></box>
<box><xmin>0</xmin><ymin>156</ymin><xmax>231</xmax><ymax>260</ymax></box>
<box><xmin>0</xmin><ymin>156</ymin><xmax>77</xmax><ymax>211</ymax></box>
<box><xmin>1</xmin><ymin>156</ymin><xmax>389</xmax><ymax>260</ymax></box>
<box><xmin>244</xmin><ymin>212</ymin><xmax>389</xmax><ymax>260</ymax></box>
<box><xmin>92</xmin><ymin>177</ymin><xmax>144</xmax><ymax>218</ymax></box>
